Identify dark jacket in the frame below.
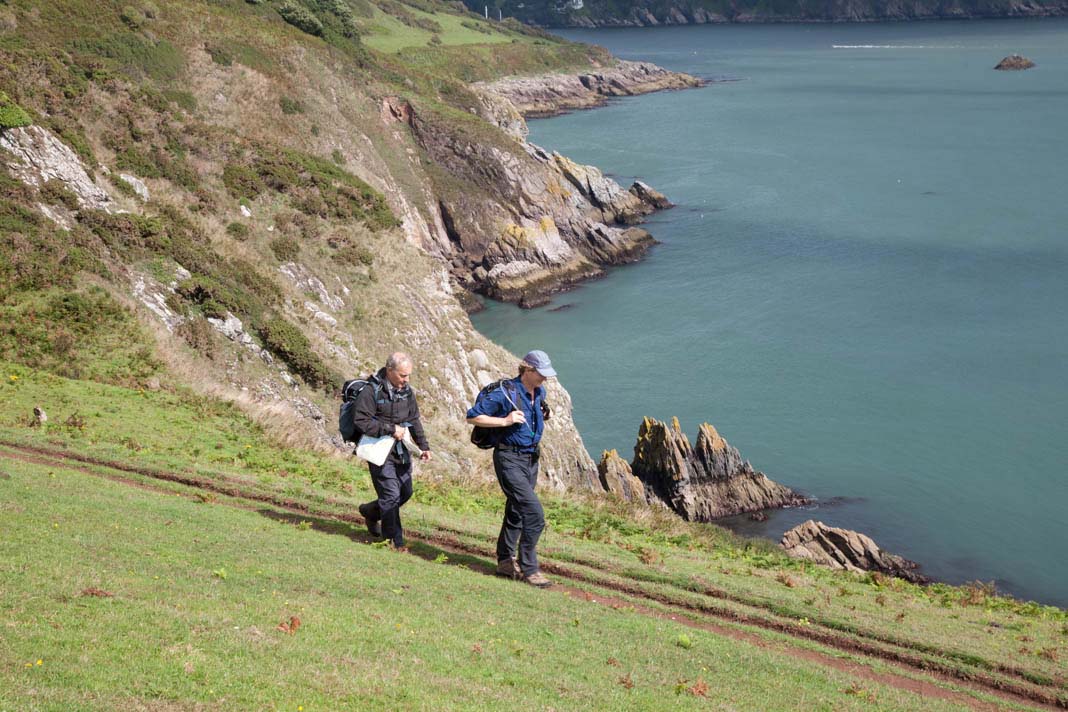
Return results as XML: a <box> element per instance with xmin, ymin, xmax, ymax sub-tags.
<box><xmin>351</xmin><ymin>368</ymin><xmax>430</xmax><ymax>462</ymax></box>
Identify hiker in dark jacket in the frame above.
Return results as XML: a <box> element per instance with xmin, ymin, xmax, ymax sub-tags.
<box><xmin>466</xmin><ymin>350</ymin><xmax>555</xmax><ymax>588</ymax></box>
<box><xmin>352</xmin><ymin>352</ymin><xmax>431</xmax><ymax>548</ymax></box>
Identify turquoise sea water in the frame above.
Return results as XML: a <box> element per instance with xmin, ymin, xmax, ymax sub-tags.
<box><xmin>472</xmin><ymin>20</ymin><xmax>1068</xmax><ymax>606</ymax></box>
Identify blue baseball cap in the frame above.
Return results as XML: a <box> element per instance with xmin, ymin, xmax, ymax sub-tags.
<box><xmin>522</xmin><ymin>350</ymin><xmax>557</xmax><ymax>378</ymax></box>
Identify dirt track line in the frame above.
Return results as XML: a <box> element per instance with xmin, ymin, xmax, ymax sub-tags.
<box><xmin>2</xmin><ymin>441</ymin><xmax>1061</xmax><ymax>711</ymax></box>
<box><xmin>430</xmin><ymin>522</ymin><xmax>1066</xmax><ymax>697</ymax></box>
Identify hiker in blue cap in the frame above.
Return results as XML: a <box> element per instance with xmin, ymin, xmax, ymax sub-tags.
<box><xmin>466</xmin><ymin>350</ymin><xmax>556</xmax><ymax>587</ymax></box>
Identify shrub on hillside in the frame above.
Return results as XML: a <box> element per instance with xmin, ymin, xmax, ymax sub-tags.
<box><xmin>0</xmin><ymin>91</ymin><xmax>32</xmax><ymax>129</ymax></box>
<box><xmin>38</xmin><ymin>180</ymin><xmax>80</xmax><ymax>211</ymax></box>
<box><xmin>269</xmin><ymin>234</ymin><xmax>300</xmax><ymax>261</ymax></box>
<box><xmin>176</xmin><ymin>315</ymin><xmax>218</xmax><ymax>358</ymax></box>
<box><xmin>279</xmin><ymin>96</ymin><xmax>305</xmax><ymax>115</ymax></box>
<box><xmin>222</xmin><ymin>162</ymin><xmax>266</xmax><ymax>200</ymax></box>
<box><xmin>332</xmin><ymin>243</ymin><xmax>374</xmax><ymax>267</ymax></box>
<box><xmin>226</xmin><ymin>221</ymin><xmax>250</xmax><ymax>240</ymax></box>
<box><xmin>207</xmin><ymin>44</ymin><xmax>234</xmax><ymax>66</ymax></box>
<box><xmin>278</xmin><ymin>2</ymin><xmax>324</xmax><ymax>36</ymax></box>
<box><xmin>258</xmin><ymin>316</ymin><xmax>339</xmax><ymax>389</ymax></box>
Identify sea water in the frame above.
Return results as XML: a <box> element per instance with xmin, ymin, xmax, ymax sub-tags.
<box><xmin>471</xmin><ymin>19</ymin><xmax>1068</xmax><ymax>606</ymax></box>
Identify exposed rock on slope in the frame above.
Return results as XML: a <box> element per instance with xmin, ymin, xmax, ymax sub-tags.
<box><xmin>0</xmin><ymin>125</ymin><xmax>112</xmax><ymax>213</ymax></box>
<box><xmin>781</xmin><ymin>520</ymin><xmax>929</xmax><ymax>584</ymax></box>
<box><xmin>473</xmin><ymin>60</ymin><xmax>704</xmax><ymax>118</ymax></box>
<box><xmin>628</xmin><ymin>417</ymin><xmax>805</xmax><ymax>519</ymax></box>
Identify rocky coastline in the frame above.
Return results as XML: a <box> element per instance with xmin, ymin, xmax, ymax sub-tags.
<box><xmin>401</xmin><ymin>60</ymin><xmax>699</xmax><ymax>311</ymax></box>
<box><xmin>497</xmin><ymin>0</ymin><xmax>1068</xmax><ymax>28</ymax></box>
<box><xmin>473</xmin><ymin>59</ymin><xmax>705</xmax><ymax>118</ymax></box>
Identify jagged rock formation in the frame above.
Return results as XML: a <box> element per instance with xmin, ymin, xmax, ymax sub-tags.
<box><xmin>995</xmin><ymin>55</ymin><xmax>1036</xmax><ymax>70</ymax></box>
<box><xmin>781</xmin><ymin>520</ymin><xmax>929</xmax><ymax>584</ymax></box>
<box><xmin>597</xmin><ymin>449</ymin><xmax>648</xmax><ymax>503</ymax></box>
<box><xmin>629</xmin><ymin>417</ymin><xmax>805</xmax><ymax>519</ymax></box>
<box><xmin>473</xmin><ymin>60</ymin><xmax>704</xmax><ymax>118</ymax></box>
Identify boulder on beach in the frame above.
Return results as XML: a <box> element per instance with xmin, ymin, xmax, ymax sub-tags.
<box><xmin>994</xmin><ymin>55</ymin><xmax>1035</xmax><ymax>71</ymax></box>
<box><xmin>781</xmin><ymin>520</ymin><xmax>929</xmax><ymax>584</ymax></box>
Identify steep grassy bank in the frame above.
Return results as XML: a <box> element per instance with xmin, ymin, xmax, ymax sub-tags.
<box><xmin>0</xmin><ymin>0</ymin><xmax>618</xmax><ymax>487</ymax></box>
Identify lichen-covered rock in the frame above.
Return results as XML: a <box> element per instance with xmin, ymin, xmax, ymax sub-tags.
<box><xmin>119</xmin><ymin>173</ymin><xmax>149</xmax><ymax>201</ymax></box>
<box><xmin>597</xmin><ymin>449</ymin><xmax>647</xmax><ymax>503</ymax></box>
<box><xmin>781</xmin><ymin>520</ymin><xmax>929</xmax><ymax>584</ymax></box>
<box><xmin>994</xmin><ymin>55</ymin><xmax>1035</xmax><ymax>70</ymax></box>
<box><xmin>630</xmin><ymin>417</ymin><xmax>804</xmax><ymax>519</ymax></box>
<box><xmin>0</xmin><ymin>125</ymin><xmax>112</xmax><ymax>211</ymax></box>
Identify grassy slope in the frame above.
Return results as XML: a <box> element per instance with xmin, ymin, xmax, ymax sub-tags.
<box><xmin>2</xmin><ymin>364</ymin><xmax>1067</xmax><ymax>710</ymax></box>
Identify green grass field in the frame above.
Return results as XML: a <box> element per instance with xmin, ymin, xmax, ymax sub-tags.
<box><xmin>2</xmin><ymin>364</ymin><xmax>1066</xmax><ymax>710</ymax></box>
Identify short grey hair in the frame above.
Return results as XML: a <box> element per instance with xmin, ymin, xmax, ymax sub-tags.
<box><xmin>386</xmin><ymin>352</ymin><xmax>412</xmax><ymax>370</ymax></box>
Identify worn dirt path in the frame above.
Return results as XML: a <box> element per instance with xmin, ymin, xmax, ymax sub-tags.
<box><xmin>2</xmin><ymin>440</ymin><xmax>1062</xmax><ymax>711</ymax></box>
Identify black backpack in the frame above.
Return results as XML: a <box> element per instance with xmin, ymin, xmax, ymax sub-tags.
<box><xmin>339</xmin><ymin>377</ymin><xmax>381</xmax><ymax>443</ymax></box>
<box><xmin>469</xmin><ymin>379</ymin><xmax>551</xmax><ymax>449</ymax></box>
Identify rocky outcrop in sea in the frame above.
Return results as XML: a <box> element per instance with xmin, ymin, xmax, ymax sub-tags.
<box><xmin>781</xmin><ymin>520</ymin><xmax>929</xmax><ymax>584</ymax></box>
<box><xmin>995</xmin><ymin>54</ymin><xmax>1036</xmax><ymax>70</ymax></box>
<box><xmin>607</xmin><ymin>416</ymin><xmax>805</xmax><ymax>518</ymax></box>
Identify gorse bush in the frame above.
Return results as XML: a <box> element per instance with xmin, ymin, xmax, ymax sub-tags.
<box><xmin>0</xmin><ymin>91</ymin><xmax>32</xmax><ymax>128</ymax></box>
<box><xmin>269</xmin><ymin>234</ymin><xmax>300</xmax><ymax>261</ymax></box>
<box><xmin>278</xmin><ymin>1</ymin><xmax>324</xmax><ymax>36</ymax></box>
<box><xmin>279</xmin><ymin>96</ymin><xmax>305</xmax><ymax>114</ymax></box>
<box><xmin>222</xmin><ymin>145</ymin><xmax>398</xmax><ymax>230</ymax></box>
<box><xmin>258</xmin><ymin>316</ymin><xmax>340</xmax><ymax>389</ymax></box>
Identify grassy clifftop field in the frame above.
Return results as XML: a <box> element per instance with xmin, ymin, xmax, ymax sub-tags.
<box><xmin>2</xmin><ymin>1</ymin><xmax>1068</xmax><ymax>708</ymax></box>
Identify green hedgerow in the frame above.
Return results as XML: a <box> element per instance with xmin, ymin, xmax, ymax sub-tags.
<box><xmin>277</xmin><ymin>1</ymin><xmax>324</xmax><ymax>36</ymax></box>
<box><xmin>0</xmin><ymin>91</ymin><xmax>32</xmax><ymax>129</ymax></box>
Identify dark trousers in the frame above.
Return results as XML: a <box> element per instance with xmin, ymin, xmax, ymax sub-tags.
<box><xmin>366</xmin><ymin>458</ymin><xmax>413</xmax><ymax>547</ymax></box>
<box><xmin>493</xmin><ymin>448</ymin><xmax>544</xmax><ymax>576</ymax></box>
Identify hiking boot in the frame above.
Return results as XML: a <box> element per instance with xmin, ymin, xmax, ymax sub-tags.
<box><xmin>522</xmin><ymin>571</ymin><xmax>552</xmax><ymax>588</ymax></box>
<box><xmin>357</xmin><ymin>502</ymin><xmax>382</xmax><ymax>538</ymax></box>
<box><xmin>495</xmin><ymin>557</ymin><xmax>520</xmax><ymax>579</ymax></box>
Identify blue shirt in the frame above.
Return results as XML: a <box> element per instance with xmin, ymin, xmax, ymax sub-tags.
<box><xmin>466</xmin><ymin>377</ymin><xmax>545</xmax><ymax>451</ymax></box>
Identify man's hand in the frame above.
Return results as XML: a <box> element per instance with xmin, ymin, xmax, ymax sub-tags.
<box><xmin>393</xmin><ymin>424</ymin><xmax>407</xmax><ymax>440</ymax></box>
<box><xmin>505</xmin><ymin>410</ymin><xmax>526</xmax><ymax>426</ymax></box>
<box><xmin>420</xmin><ymin>450</ymin><xmax>432</xmax><ymax>462</ymax></box>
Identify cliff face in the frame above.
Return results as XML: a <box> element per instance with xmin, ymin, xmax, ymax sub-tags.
<box><xmin>473</xmin><ymin>0</ymin><xmax>1068</xmax><ymax>26</ymax></box>
<box><xmin>405</xmin><ymin>63</ymin><xmax>699</xmax><ymax>309</ymax></box>
<box><xmin>627</xmin><ymin>417</ymin><xmax>806</xmax><ymax>519</ymax></box>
